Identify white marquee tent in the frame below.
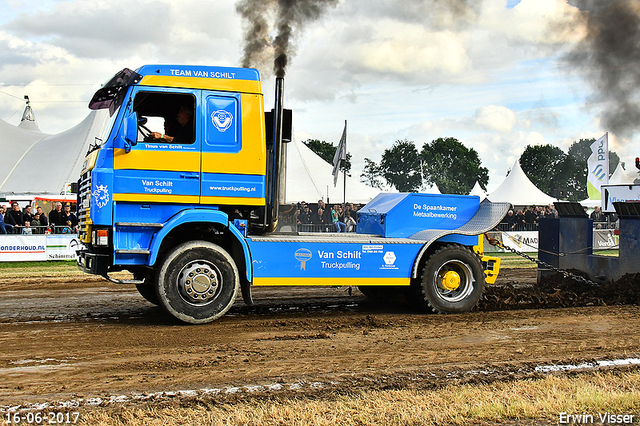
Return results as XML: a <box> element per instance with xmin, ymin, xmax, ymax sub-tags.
<box><xmin>487</xmin><ymin>159</ymin><xmax>557</xmax><ymax>206</ymax></box>
<box><xmin>469</xmin><ymin>181</ymin><xmax>487</xmax><ymax>200</ymax></box>
<box><xmin>284</xmin><ymin>136</ymin><xmax>383</xmax><ymax>204</ymax></box>
<box><xmin>0</xmin><ymin>105</ymin><xmax>109</xmax><ymax>198</ymax></box>
<box><xmin>609</xmin><ymin>163</ymin><xmax>635</xmax><ymax>184</ymax></box>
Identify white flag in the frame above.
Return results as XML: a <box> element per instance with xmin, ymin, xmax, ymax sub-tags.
<box><xmin>587</xmin><ymin>133</ymin><xmax>609</xmax><ymax>200</ymax></box>
<box><xmin>332</xmin><ymin>120</ymin><xmax>347</xmax><ymax>186</ymax></box>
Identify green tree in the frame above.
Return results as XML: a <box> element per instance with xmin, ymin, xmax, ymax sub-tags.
<box><xmin>419</xmin><ymin>137</ymin><xmax>488</xmax><ymax>195</ymax></box>
<box><xmin>519</xmin><ymin>144</ymin><xmax>566</xmax><ymax>197</ymax></box>
<box><xmin>302</xmin><ymin>139</ymin><xmax>351</xmax><ymax>172</ymax></box>
<box><xmin>379</xmin><ymin>139</ymin><xmax>421</xmax><ymax>192</ymax></box>
<box><xmin>360</xmin><ymin>158</ymin><xmax>384</xmax><ymax>189</ymax></box>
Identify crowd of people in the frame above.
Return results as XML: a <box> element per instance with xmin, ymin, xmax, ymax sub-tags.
<box><xmin>0</xmin><ymin>201</ymin><xmax>78</xmax><ymax>235</ymax></box>
<box><xmin>294</xmin><ymin>200</ymin><xmax>362</xmax><ymax>233</ymax></box>
<box><xmin>497</xmin><ymin>204</ymin><xmax>617</xmax><ymax>232</ymax></box>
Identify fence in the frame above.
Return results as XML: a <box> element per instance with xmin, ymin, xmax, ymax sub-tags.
<box><xmin>0</xmin><ymin>225</ymin><xmax>76</xmax><ymax>235</ymax></box>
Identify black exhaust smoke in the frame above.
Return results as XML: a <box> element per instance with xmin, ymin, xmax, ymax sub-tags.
<box><xmin>236</xmin><ymin>0</ymin><xmax>338</xmax><ymax>77</ymax></box>
<box><xmin>567</xmin><ymin>0</ymin><xmax>640</xmax><ymax>137</ymax></box>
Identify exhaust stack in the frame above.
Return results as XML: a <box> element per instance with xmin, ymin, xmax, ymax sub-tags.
<box><xmin>265</xmin><ymin>77</ymin><xmax>285</xmax><ymax>232</ymax></box>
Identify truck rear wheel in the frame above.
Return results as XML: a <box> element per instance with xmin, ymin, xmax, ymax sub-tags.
<box><xmin>412</xmin><ymin>245</ymin><xmax>484</xmax><ymax>314</ymax></box>
<box><xmin>157</xmin><ymin>241</ymin><xmax>239</xmax><ymax>324</ymax></box>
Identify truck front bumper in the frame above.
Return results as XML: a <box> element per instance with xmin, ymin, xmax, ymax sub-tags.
<box><xmin>77</xmin><ymin>248</ymin><xmax>110</xmax><ymax>276</ymax></box>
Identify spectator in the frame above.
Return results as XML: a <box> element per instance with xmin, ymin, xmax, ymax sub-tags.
<box><xmin>7</xmin><ymin>201</ymin><xmax>25</xmax><ymax>233</ymax></box>
<box><xmin>31</xmin><ymin>213</ymin><xmax>43</xmax><ymax>234</ymax></box>
<box><xmin>501</xmin><ymin>210</ymin><xmax>518</xmax><ymax>231</ymax></box>
<box><xmin>23</xmin><ymin>205</ymin><xmax>33</xmax><ymax>225</ymax></box>
<box><xmin>22</xmin><ymin>221</ymin><xmax>33</xmax><ymax>235</ymax></box>
<box><xmin>64</xmin><ymin>203</ymin><xmax>78</xmax><ymax>232</ymax></box>
<box><xmin>0</xmin><ymin>206</ymin><xmax>9</xmax><ymax>234</ymax></box>
<box><xmin>297</xmin><ymin>205</ymin><xmax>312</xmax><ymax>225</ymax></box>
<box><xmin>344</xmin><ymin>212</ymin><xmax>357</xmax><ymax>232</ymax></box>
<box><xmin>49</xmin><ymin>202</ymin><xmax>66</xmax><ymax>233</ymax></box>
<box><xmin>515</xmin><ymin>209</ymin><xmax>526</xmax><ymax>231</ymax></box>
<box><xmin>313</xmin><ymin>207</ymin><xmax>325</xmax><ymax>225</ymax></box>
<box><xmin>317</xmin><ymin>200</ymin><xmax>333</xmax><ymax>226</ymax></box>
<box><xmin>35</xmin><ymin>206</ymin><xmax>48</xmax><ymax>230</ymax></box>
<box><xmin>590</xmin><ymin>206</ymin><xmax>603</xmax><ymax>221</ymax></box>
<box><xmin>331</xmin><ymin>205</ymin><xmax>346</xmax><ymax>232</ymax></box>
<box><xmin>524</xmin><ymin>205</ymin><xmax>538</xmax><ymax>228</ymax></box>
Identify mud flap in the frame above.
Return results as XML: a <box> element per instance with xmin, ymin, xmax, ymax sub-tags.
<box><xmin>241</xmin><ymin>277</ymin><xmax>253</xmax><ymax>306</ymax></box>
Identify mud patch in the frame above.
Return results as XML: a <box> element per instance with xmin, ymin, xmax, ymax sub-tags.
<box><xmin>481</xmin><ymin>272</ymin><xmax>640</xmax><ymax>311</ymax></box>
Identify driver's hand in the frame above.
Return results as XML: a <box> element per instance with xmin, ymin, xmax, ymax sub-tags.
<box><xmin>150</xmin><ymin>132</ymin><xmax>162</xmax><ymax>140</ymax></box>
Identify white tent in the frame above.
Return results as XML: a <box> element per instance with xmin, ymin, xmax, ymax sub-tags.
<box><xmin>469</xmin><ymin>181</ymin><xmax>486</xmax><ymax>200</ymax></box>
<box><xmin>421</xmin><ymin>182</ymin><xmax>441</xmax><ymax>194</ymax></box>
<box><xmin>609</xmin><ymin>163</ymin><xmax>634</xmax><ymax>184</ymax></box>
<box><xmin>284</xmin><ymin>136</ymin><xmax>383</xmax><ymax>204</ymax></box>
<box><xmin>0</xmin><ymin>105</ymin><xmax>109</xmax><ymax>197</ymax></box>
<box><xmin>18</xmin><ymin>104</ymin><xmax>42</xmax><ymax>132</ymax></box>
<box><xmin>488</xmin><ymin>159</ymin><xmax>557</xmax><ymax>206</ymax></box>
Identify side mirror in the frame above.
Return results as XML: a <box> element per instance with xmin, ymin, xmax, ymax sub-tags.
<box><xmin>115</xmin><ymin>112</ymin><xmax>139</xmax><ymax>153</ymax></box>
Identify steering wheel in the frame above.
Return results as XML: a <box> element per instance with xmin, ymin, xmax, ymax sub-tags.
<box><xmin>138</xmin><ymin>117</ymin><xmax>153</xmax><ymax>140</ymax></box>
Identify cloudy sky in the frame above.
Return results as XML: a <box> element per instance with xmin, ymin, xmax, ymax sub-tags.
<box><xmin>1</xmin><ymin>0</ymin><xmax>638</xmax><ymax>192</ymax></box>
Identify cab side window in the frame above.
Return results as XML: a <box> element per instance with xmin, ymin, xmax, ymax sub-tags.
<box><xmin>133</xmin><ymin>92</ymin><xmax>196</xmax><ymax>144</ymax></box>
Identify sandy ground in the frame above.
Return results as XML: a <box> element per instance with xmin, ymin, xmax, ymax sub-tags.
<box><xmin>0</xmin><ymin>268</ymin><xmax>639</xmax><ymax>410</ymax></box>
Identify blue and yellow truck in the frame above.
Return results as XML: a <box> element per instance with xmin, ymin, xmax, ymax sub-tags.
<box><xmin>76</xmin><ymin>65</ymin><xmax>509</xmax><ymax>324</ymax></box>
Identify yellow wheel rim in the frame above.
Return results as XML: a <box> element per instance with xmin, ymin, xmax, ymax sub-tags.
<box><xmin>440</xmin><ymin>270</ymin><xmax>461</xmax><ymax>291</ymax></box>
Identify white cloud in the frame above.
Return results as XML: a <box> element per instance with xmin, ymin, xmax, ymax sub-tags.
<box><xmin>475</xmin><ymin>105</ymin><xmax>517</xmax><ymax>133</ymax></box>
<box><xmin>351</xmin><ymin>21</ymin><xmax>470</xmax><ymax>76</ymax></box>
<box><xmin>480</xmin><ymin>0</ymin><xmax>585</xmax><ymax>45</ymax></box>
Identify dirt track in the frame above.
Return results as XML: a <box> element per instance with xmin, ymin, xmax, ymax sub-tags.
<box><xmin>1</xmin><ymin>268</ymin><xmax>639</xmax><ymax>410</ymax></box>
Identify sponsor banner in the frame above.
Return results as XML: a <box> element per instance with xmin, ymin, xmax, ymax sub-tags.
<box><xmin>593</xmin><ymin>229</ymin><xmax>619</xmax><ymax>250</ymax></box>
<box><xmin>602</xmin><ymin>184</ymin><xmax>640</xmax><ymax>213</ymax></box>
<box><xmin>498</xmin><ymin>231</ymin><xmax>539</xmax><ymax>252</ymax></box>
<box><xmin>486</xmin><ymin>230</ymin><xmax>619</xmax><ymax>253</ymax></box>
<box><xmin>0</xmin><ymin>235</ymin><xmax>47</xmax><ymax>261</ymax></box>
<box><xmin>0</xmin><ymin>235</ymin><xmax>80</xmax><ymax>262</ymax></box>
<box><xmin>46</xmin><ymin>235</ymin><xmax>82</xmax><ymax>261</ymax></box>
<box><xmin>587</xmin><ymin>133</ymin><xmax>609</xmax><ymax>200</ymax></box>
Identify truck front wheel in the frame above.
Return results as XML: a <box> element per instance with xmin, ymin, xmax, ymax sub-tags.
<box><xmin>157</xmin><ymin>241</ymin><xmax>239</xmax><ymax>324</ymax></box>
<box><xmin>411</xmin><ymin>245</ymin><xmax>484</xmax><ymax>314</ymax></box>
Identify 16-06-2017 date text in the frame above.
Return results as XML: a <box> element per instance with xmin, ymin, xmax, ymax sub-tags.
<box><xmin>4</xmin><ymin>412</ymin><xmax>80</xmax><ymax>424</ymax></box>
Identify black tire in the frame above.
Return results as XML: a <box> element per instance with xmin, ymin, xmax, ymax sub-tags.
<box><xmin>157</xmin><ymin>241</ymin><xmax>239</xmax><ymax>324</ymax></box>
<box><xmin>411</xmin><ymin>245</ymin><xmax>485</xmax><ymax>314</ymax></box>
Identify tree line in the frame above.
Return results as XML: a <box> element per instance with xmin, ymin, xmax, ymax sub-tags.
<box><xmin>304</xmin><ymin>137</ymin><xmax>621</xmax><ymax>201</ymax></box>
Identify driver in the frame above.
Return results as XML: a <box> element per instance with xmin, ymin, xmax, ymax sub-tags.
<box><xmin>149</xmin><ymin>105</ymin><xmax>194</xmax><ymax>143</ymax></box>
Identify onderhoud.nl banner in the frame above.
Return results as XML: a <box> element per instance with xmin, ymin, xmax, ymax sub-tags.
<box><xmin>0</xmin><ymin>235</ymin><xmax>81</xmax><ymax>262</ymax></box>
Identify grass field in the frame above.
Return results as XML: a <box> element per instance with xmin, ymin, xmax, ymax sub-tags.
<box><xmin>72</xmin><ymin>370</ymin><xmax>640</xmax><ymax>426</ymax></box>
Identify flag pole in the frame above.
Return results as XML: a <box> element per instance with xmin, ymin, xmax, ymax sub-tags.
<box><xmin>343</xmin><ymin>120</ymin><xmax>347</xmax><ymax>205</ymax></box>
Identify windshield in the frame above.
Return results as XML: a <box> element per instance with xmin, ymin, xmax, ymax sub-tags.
<box><xmin>87</xmin><ymin>104</ymin><xmax>121</xmax><ymax>155</ymax></box>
